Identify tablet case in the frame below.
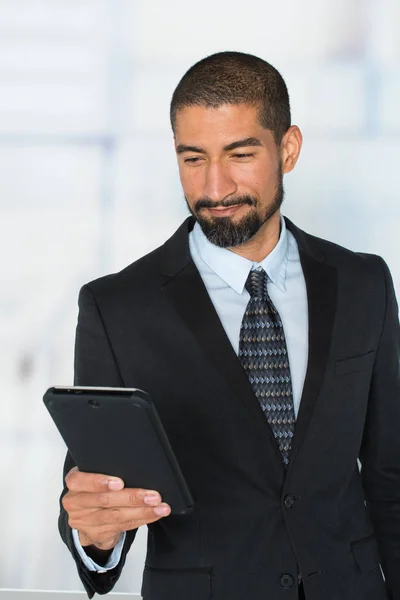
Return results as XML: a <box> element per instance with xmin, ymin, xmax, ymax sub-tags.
<box><xmin>43</xmin><ymin>386</ymin><xmax>194</xmax><ymax>515</ymax></box>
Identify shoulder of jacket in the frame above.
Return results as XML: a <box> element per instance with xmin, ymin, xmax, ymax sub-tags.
<box><xmin>81</xmin><ymin>242</ymin><xmax>166</xmax><ymax>300</ymax></box>
<box><xmin>301</xmin><ymin>229</ymin><xmax>384</xmax><ymax>272</ymax></box>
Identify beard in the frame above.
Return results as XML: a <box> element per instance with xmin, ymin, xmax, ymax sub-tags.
<box><xmin>185</xmin><ymin>167</ymin><xmax>284</xmax><ymax>248</ymax></box>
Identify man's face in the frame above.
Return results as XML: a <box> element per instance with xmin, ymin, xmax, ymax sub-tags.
<box><xmin>174</xmin><ymin>104</ymin><xmax>285</xmax><ymax>248</ymax></box>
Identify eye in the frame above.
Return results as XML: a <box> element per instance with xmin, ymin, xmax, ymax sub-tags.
<box><xmin>184</xmin><ymin>156</ymin><xmax>203</xmax><ymax>163</ymax></box>
<box><xmin>232</xmin><ymin>153</ymin><xmax>254</xmax><ymax>159</ymax></box>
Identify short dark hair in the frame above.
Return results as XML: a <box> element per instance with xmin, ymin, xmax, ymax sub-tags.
<box><xmin>170</xmin><ymin>51</ymin><xmax>291</xmax><ymax>144</ymax></box>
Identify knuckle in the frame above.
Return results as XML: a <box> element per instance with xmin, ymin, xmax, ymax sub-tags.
<box><xmin>94</xmin><ymin>530</ymin><xmax>108</xmax><ymax>542</ymax></box>
<box><xmin>62</xmin><ymin>492</ymin><xmax>77</xmax><ymax>512</ymax></box>
<box><xmin>124</xmin><ymin>519</ymin><xmax>139</xmax><ymax>531</ymax></box>
<box><xmin>94</xmin><ymin>540</ymin><xmax>109</xmax><ymax>550</ymax></box>
<box><xmin>96</xmin><ymin>536</ymin><xmax>117</xmax><ymax>549</ymax></box>
<box><xmin>97</xmin><ymin>492</ymin><xmax>110</xmax><ymax>507</ymax></box>
<box><xmin>127</xmin><ymin>490</ymin><xmax>138</xmax><ymax>505</ymax></box>
<box><xmin>132</xmin><ymin>507</ymin><xmax>150</xmax><ymax>522</ymax></box>
<box><xmin>65</xmin><ymin>470</ymin><xmax>80</xmax><ymax>490</ymax></box>
<box><xmin>108</xmin><ymin>507</ymin><xmax>121</xmax><ymax>524</ymax></box>
<box><xmin>67</xmin><ymin>515</ymin><xmax>79</xmax><ymax>529</ymax></box>
<box><xmin>61</xmin><ymin>494</ymin><xmax>71</xmax><ymax>511</ymax></box>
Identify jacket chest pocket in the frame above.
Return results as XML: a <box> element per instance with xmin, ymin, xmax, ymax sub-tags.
<box><xmin>334</xmin><ymin>350</ymin><xmax>375</xmax><ymax>376</ymax></box>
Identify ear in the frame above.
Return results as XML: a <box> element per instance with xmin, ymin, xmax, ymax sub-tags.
<box><xmin>280</xmin><ymin>126</ymin><xmax>303</xmax><ymax>174</ymax></box>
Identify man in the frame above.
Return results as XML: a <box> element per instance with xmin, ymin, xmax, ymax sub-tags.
<box><xmin>59</xmin><ymin>51</ymin><xmax>400</xmax><ymax>600</ymax></box>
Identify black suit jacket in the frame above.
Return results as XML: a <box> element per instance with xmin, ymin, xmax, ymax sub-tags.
<box><xmin>59</xmin><ymin>216</ymin><xmax>400</xmax><ymax>600</ymax></box>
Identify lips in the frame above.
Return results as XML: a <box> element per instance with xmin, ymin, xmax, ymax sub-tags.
<box><xmin>207</xmin><ymin>204</ymin><xmax>244</xmax><ymax>216</ymax></box>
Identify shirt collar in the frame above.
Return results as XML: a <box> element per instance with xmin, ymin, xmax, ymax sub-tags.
<box><xmin>191</xmin><ymin>214</ymin><xmax>289</xmax><ymax>294</ymax></box>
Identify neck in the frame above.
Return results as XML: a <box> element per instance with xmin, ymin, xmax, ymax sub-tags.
<box><xmin>228</xmin><ymin>212</ymin><xmax>281</xmax><ymax>262</ymax></box>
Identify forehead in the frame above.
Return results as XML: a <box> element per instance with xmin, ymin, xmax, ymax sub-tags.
<box><xmin>174</xmin><ymin>104</ymin><xmax>273</xmax><ymax>147</ymax></box>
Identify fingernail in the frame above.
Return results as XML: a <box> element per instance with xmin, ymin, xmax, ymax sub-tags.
<box><xmin>108</xmin><ymin>479</ymin><xmax>124</xmax><ymax>491</ymax></box>
<box><xmin>154</xmin><ymin>504</ymin><xmax>170</xmax><ymax>516</ymax></box>
<box><xmin>144</xmin><ymin>494</ymin><xmax>160</xmax><ymax>505</ymax></box>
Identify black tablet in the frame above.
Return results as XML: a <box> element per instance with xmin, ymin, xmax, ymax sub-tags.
<box><xmin>43</xmin><ymin>386</ymin><xmax>194</xmax><ymax>515</ymax></box>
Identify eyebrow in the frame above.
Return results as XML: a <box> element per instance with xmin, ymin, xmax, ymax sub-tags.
<box><xmin>176</xmin><ymin>137</ymin><xmax>263</xmax><ymax>154</ymax></box>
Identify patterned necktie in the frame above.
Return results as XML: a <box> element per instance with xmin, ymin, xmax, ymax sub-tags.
<box><xmin>238</xmin><ymin>267</ymin><xmax>296</xmax><ymax>466</ymax></box>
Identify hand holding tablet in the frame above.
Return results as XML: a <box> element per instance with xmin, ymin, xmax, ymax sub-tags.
<box><xmin>63</xmin><ymin>466</ymin><xmax>171</xmax><ymax>551</ymax></box>
<box><xmin>44</xmin><ymin>386</ymin><xmax>194</xmax><ymax>549</ymax></box>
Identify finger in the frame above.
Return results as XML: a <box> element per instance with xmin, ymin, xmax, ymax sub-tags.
<box><xmin>68</xmin><ymin>503</ymin><xmax>171</xmax><ymax>529</ymax></box>
<box><xmin>69</xmin><ymin>503</ymin><xmax>170</xmax><ymax>528</ymax></box>
<box><xmin>121</xmin><ymin>506</ymin><xmax>172</xmax><ymax>529</ymax></box>
<box><xmin>114</xmin><ymin>505</ymin><xmax>172</xmax><ymax>532</ymax></box>
<box><xmin>62</xmin><ymin>488</ymin><xmax>163</xmax><ymax>520</ymax></box>
<box><xmin>119</xmin><ymin>515</ymin><xmax>166</xmax><ymax>531</ymax></box>
<box><xmin>64</xmin><ymin>488</ymin><xmax>162</xmax><ymax>511</ymax></box>
<box><xmin>79</xmin><ymin>509</ymin><xmax>170</xmax><ymax>543</ymax></box>
<box><xmin>65</xmin><ymin>470</ymin><xmax>125</xmax><ymax>493</ymax></box>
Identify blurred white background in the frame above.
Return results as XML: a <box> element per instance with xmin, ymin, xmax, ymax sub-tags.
<box><xmin>1</xmin><ymin>0</ymin><xmax>399</xmax><ymax>593</ymax></box>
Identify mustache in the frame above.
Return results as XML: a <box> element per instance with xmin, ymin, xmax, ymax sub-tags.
<box><xmin>194</xmin><ymin>195</ymin><xmax>257</xmax><ymax>211</ymax></box>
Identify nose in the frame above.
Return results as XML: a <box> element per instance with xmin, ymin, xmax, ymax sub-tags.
<box><xmin>203</xmin><ymin>161</ymin><xmax>237</xmax><ymax>203</ymax></box>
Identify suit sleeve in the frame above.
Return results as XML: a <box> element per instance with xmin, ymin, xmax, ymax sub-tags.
<box><xmin>58</xmin><ymin>284</ymin><xmax>138</xmax><ymax>597</ymax></box>
<box><xmin>359</xmin><ymin>257</ymin><xmax>400</xmax><ymax>600</ymax></box>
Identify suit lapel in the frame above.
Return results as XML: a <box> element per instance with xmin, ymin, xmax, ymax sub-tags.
<box><xmin>284</xmin><ymin>218</ymin><xmax>337</xmax><ymax>465</ymax></box>
<box><xmin>161</xmin><ymin>257</ymin><xmax>286</xmax><ymax>469</ymax></box>
<box><xmin>160</xmin><ymin>216</ymin><xmax>337</xmax><ymax>473</ymax></box>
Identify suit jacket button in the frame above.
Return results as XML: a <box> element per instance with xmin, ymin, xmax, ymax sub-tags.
<box><xmin>280</xmin><ymin>574</ymin><xmax>294</xmax><ymax>589</ymax></box>
<box><xmin>284</xmin><ymin>494</ymin><xmax>295</xmax><ymax>509</ymax></box>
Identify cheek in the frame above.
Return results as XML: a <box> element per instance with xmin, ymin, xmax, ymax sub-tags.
<box><xmin>179</xmin><ymin>167</ymin><xmax>204</xmax><ymax>197</ymax></box>
<box><xmin>233</xmin><ymin>163</ymin><xmax>274</xmax><ymax>194</ymax></box>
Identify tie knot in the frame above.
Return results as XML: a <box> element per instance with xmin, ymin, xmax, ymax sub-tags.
<box><xmin>245</xmin><ymin>268</ymin><xmax>268</xmax><ymax>299</ymax></box>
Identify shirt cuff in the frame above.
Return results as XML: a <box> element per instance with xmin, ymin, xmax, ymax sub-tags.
<box><xmin>72</xmin><ymin>529</ymin><xmax>126</xmax><ymax>573</ymax></box>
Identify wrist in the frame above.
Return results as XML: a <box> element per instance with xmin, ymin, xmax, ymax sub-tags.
<box><xmin>82</xmin><ymin>543</ymin><xmax>114</xmax><ymax>566</ymax></box>
<box><xmin>78</xmin><ymin>531</ymin><xmax>120</xmax><ymax>555</ymax></box>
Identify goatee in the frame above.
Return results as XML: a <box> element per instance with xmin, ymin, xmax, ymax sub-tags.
<box><xmin>185</xmin><ymin>169</ymin><xmax>284</xmax><ymax>248</ymax></box>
